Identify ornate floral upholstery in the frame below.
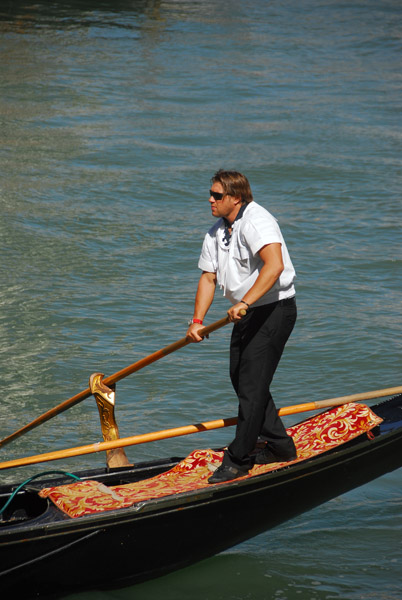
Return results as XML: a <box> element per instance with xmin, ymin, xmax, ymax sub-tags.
<box><xmin>39</xmin><ymin>403</ymin><xmax>382</xmax><ymax>518</ymax></box>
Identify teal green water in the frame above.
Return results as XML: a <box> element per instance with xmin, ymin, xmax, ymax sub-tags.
<box><xmin>1</xmin><ymin>2</ymin><xmax>401</xmax><ymax>599</ymax></box>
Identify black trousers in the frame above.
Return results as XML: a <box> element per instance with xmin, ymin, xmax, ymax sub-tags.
<box><xmin>223</xmin><ymin>297</ymin><xmax>297</xmax><ymax>470</ymax></box>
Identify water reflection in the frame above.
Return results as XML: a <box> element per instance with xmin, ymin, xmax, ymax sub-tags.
<box><xmin>0</xmin><ymin>1</ymin><xmax>163</xmax><ymax>29</ymax></box>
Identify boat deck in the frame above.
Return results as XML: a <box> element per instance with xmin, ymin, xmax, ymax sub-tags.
<box><xmin>38</xmin><ymin>402</ymin><xmax>381</xmax><ymax>518</ymax></box>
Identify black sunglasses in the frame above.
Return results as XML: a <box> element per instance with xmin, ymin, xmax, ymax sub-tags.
<box><xmin>209</xmin><ymin>190</ymin><xmax>225</xmax><ymax>201</ymax></box>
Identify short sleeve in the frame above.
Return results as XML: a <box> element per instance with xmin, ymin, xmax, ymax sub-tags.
<box><xmin>198</xmin><ymin>231</ymin><xmax>217</xmax><ymax>272</ymax></box>
<box><xmin>242</xmin><ymin>216</ymin><xmax>282</xmax><ymax>257</ymax></box>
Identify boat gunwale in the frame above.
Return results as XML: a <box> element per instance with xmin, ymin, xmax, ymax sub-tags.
<box><xmin>1</xmin><ymin>416</ymin><xmax>401</xmax><ymax>543</ymax></box>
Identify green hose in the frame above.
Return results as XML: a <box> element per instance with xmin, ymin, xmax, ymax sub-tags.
<box><xmin>0</xmin><ymin>471</ymin><xmax>81</xmax><ymax>516</ymax></box>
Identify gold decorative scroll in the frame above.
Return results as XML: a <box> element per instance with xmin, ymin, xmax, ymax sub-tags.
<box><xmin>89</xmin><ymin>373</ymin><xmax>132</xmax><ymax>468</ymax></box>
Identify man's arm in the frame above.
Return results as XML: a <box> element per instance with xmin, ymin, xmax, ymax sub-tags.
<box><xmin>227</xmin><ymin>243</ymin><xmax>284</xmax><ymax>321</ymax></box>
<box><xmin>186</xmin><ymin>271</ymin><xmax>217</xmax><ymax>342</ymax></box>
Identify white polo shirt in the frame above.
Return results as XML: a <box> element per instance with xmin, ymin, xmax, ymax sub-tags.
<box><xmin>198</xmin><ymin>201</ymin><xmax>296</xmax><ymax>307</ymax></box>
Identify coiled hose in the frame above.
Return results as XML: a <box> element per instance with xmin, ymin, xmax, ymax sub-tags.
<box><xmin>0</xmin><ymin>471</ymin><xmax>81</xmax><ymax>516</ymax></box>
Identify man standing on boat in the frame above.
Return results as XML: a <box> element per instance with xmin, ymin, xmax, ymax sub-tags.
<box><xmin>187</xmin><ymin>170</ymin><xmax>297</xmax><ymax>483</ymax></box>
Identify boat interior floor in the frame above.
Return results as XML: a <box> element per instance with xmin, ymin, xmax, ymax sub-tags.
<box><xmin>37</xmin><ymin>402</ymin><xmax>382</xmax><ymax>519</ymax></box>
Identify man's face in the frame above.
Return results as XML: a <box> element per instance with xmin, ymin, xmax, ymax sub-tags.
<box><xmin>209</xmin><ymin>182</ymin><xmax>238</xmax><ymax>220</ymax></box>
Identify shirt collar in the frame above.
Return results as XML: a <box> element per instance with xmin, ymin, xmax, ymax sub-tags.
<box><xmin>223</xmin><ymin>203</ymin><xmax>247</xmax><ymax>230</ymax></box>
<box><xmin>222</xmin><ymin>203</ymin><xmax>247</xmax><ymax>247</ymax></box>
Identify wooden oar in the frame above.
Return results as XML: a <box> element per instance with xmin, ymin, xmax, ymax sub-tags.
<box><xmin>0</xmin><ymin>314</ymin><xmax>238</xmax><ymax>449</ymax></box>
<box><xmin>277</xmin><ymin>385</ymin><xmax>402</xmax><ymax>415</ymax></box>
<box><xmin>0</xmin><ymin>417</ymin><xmax>238</xmax><ymax>471</ymax></box>
<box><xmin>0</xmin><ymin>386</ymin><xmax>400</xmax><ymax>471</ymax></box>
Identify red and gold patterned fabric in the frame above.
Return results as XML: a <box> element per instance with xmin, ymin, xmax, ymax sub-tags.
<box><xmin>39</xmin><ymin>403</ymin><xmax>382</xmax><ymax>518</ymax></box>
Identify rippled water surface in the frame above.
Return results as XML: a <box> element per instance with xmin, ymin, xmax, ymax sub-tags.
<box><xmin>1</xmin><ymin>1</ymin><xmax>401</xmax><ymax>599</ymax></box>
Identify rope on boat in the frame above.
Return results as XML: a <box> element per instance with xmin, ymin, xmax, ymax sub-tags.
<box><xmin>0</xmin><ymin>471</ymin><xmax>81</xmax><ymax>516</ymax></box>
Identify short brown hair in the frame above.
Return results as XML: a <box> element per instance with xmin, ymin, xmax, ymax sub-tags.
<box><xmin>211</xmin><ymin>170</ymin><xmax>253</xmax><ymax>204</ymax></box>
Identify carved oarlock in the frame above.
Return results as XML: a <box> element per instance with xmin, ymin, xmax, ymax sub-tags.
<box><xmin>89</xmin><ymin>373</ymin><xmax>132</xmax><ymax>468</ymax></box>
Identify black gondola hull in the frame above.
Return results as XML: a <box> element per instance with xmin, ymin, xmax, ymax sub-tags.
<box><xmin>1</xmin><ymin>396</ymin><xmax>401</xmax><ymax>598</ymax></box>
